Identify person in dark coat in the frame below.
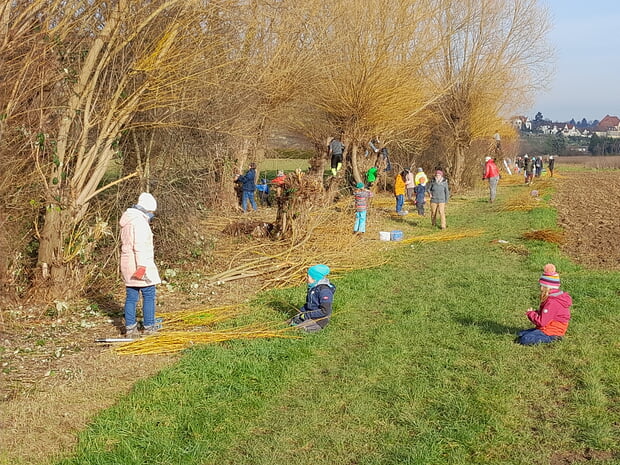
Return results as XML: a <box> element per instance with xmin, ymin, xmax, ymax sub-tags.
<box><xmin>234</xmin><ymin>163</ymin><xmax>258</xmax><ymax>212</ymax></box>
<box><xmin>290</xmin><ymin>264</ymin><xmax>336</xmax><ymax>333</ymax></box>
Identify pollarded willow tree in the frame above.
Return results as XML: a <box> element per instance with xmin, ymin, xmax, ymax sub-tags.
<box><xmin>292</xmin><ymin>0</ymin><xmax>444</xmax><ymax>184</ymax></box>
<box><xmin>1</xmin><ymin>0</ymin><xmax>236</xmax><ymax>287</ymax></box>
<box><xmin>202</xmin><ymin>0</ymin><xmax>320</xmax><ymax>205</ymax></box>
<box><xmin>424</xmin><ymin>0</ymin><xmax>552</xmax><ymax>189</ymax></box>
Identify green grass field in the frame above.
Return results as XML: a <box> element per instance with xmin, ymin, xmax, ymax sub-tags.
<box><xmin>260</xmin><ymin>158</ymin><xmax>310</xmax><ymax>174</ymax></box>
<box><xmin>55</xmin><ymin>180</ymin><xmax>620</xmax><ymax>465</ymax></box>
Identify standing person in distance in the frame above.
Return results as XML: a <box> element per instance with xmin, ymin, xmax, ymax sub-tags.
<box><xmin>524</xmin><ymin>154</ymin><xmax>534</xmax><ymax>185</ymax></box>
<box><xmin>534</xmin><ymin>156</ymin><xmax>543</xmax><ymax>177</ymax></box>
<box><xmin>120</xmin><ymin>192</ymin><xmax>162</xmax><ymax>337</ymax></box>
<box><xmin>328</xmin><ymin>135</ymin><xmax>345</xmax><ymax>176</ymax></box>
<box><xmin>394</xmin><ymin>170</ymin><xmax>407</xmax><ymax>215</ymax></box>
<box><xmin>547</xmin><ymin>155</ymin><xmax>555</xmax><ymax>177</ymax></box>
<box><xmin>235</xmin><ymin>162</ymin><xmax>258</xmax><ymax>212</ymax></box>
<box><xmin>483</xmin><ymin>156</ymin><xmax>500</xmax><ymax>203</ymax></box>
<box><xmin>428</xmin><ymin>170</ymin><xmax>450</xmax><ymax>229</ymax></box>
<box><xmin>413</xmin><ymin>176</ymin><xmax>427</xmax><ymax>216</ymax></box>
<box><xmin>405</xmin><ymin>169</ymin><xmax>415</xmax><ymax>203</ymax></box>
<box><xmin>353</xmin><ymin>182</ymin><xmax>372</xmax><ymax>234</ymax></box>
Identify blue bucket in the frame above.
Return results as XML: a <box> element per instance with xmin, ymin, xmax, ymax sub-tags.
<box><xmin>390</xmin><ymin>230</ymin><xmax>404</xmax><ymax>241</ymax></box>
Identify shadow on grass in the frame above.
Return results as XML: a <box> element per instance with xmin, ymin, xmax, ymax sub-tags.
<box><xmin>264</xmin><ymin>298</ymin><xmax>299</xmax><ymax>319</ymax></box>
<box><xmin>455</xmin><ymin>316</ymin><xmax>522</xmax><ymax>335</ymax></box>
<box><xmin>89</xmin><ymin>292</ymin><xmax>125</xmax><ymax>333</ymax></box>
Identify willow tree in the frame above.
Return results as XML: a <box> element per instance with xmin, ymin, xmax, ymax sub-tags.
<box><xmin>1</xmin><ymin>0</ymin><xmax>232</xmax><ymax>287</ymax></box>
<box><xmin>214</xmin><ymin>0</ymin><xmax>315</xmax><ymax>199</ymax></box>
<box><xmin>285</xmin><ymin>0</ymin><xmax>448</xmax><ymax>184</ymax></box>
<box><xmin>425</xmin><ymin>0</ymin><xmax>552</xmax><ymax>188</ymax></box>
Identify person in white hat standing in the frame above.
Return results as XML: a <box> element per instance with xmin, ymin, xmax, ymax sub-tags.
<box><xmin>482</xmin><ymin>156</ymin><xmax>500</xmax><ymax>203</ymax></box>
<box><xmin>119</xmin><ymin>192</ymin><xmax>162</xmax><ymax>337</ymax></box>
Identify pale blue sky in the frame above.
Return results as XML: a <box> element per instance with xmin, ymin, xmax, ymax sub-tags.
<box><xmin>525</xmin><ymin>0</ymin><xmax>620</xmax><ymax>123</ymax></box>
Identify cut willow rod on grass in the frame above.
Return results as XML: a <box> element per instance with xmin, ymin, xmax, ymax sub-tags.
<box><xmin>114</xmin><ymin>327</ymin><xmax>300</xmax><ymax>355</ymax></box>
<box><xmin>400</xmin><ymin>229</ymin><xmax>484</xmax><ymax>245</ymax></box>
<box><xmin>159</xmin><ymin>305</ymin><xmax>250</xmax><ymax>330</ymax></box>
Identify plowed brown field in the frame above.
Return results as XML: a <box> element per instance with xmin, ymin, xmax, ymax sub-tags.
<box><xmin>553</xmin><ymin>170</ymin><xmax>620</xmax><ymax>270</ymax></box>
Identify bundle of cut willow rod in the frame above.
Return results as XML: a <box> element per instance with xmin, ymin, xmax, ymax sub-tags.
<box><xmin>115</xmin><ymin>323</ymin><xmax>299</xmax><ymax>355</ymax></box>
<box><xmin>499</xmin><ymin>191</ymin><xmax>545</xmax><ymax>212</ymax></box>
<box><xmin>400</xmin><ymin>229</ymin><xmax>484</xmax><ymax>245</ymax></box>
<box><xmin>158</xmin><ymin>305</ymin><xmax>248</xmax><ymax>330</ymax></box>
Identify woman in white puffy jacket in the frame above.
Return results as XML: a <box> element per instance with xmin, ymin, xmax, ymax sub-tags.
<box><xmin>119</xmin><ymin>192</ymin><xmax>161</xmax><ymax>337</ymax></box>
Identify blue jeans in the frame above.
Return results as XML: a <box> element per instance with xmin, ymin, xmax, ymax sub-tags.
<box><xmin>354</xmin><ymin>210</ymin><xmax>367</xmax><ymax>233</ymax></box>
<box><xmin>124</xmin><ymin>285</ymin><xmax>156</xmax><ymax>327</ymax></box>
<box><xmin>395</xmin><ymin>194</ymin><xmax>404</xmax><ymax>212</ymax></box>
<box><xmin>242</xmin><ymin>191</ymin><xmax>257</xmax><ymax>211</ymax></box>
<box><xmin>517</xmin><ymin>328</ymin><xmax>560</xmax><ymax>346</ymax></box>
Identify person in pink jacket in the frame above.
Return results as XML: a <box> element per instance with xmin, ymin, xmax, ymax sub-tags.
<box><xmin>517</xmin><ymin>264</ymin><xmax>572</xmax><ymax>345</ymax></box>
<box><xmin>120</xmin><ymin>192</ymin><xmax>162</xmax><ymax>337</ymax></box>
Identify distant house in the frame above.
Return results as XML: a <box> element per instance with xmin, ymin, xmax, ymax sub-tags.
<box><xmin>560</xmin><ymin>124</ymin><xmax>581</xmax><ymax>137</ymax></box>
<box><xmin>597</xmin><ymin>115</ymin><xmax>620</xmax><ymax>131</ymax></box>
<box><xmin>594</xmin><ymin>115</ymin><xmax>620</xmax><ymax>138</ymax></box>
<box><xmin>512</xmin><ymin>116</ymin><xmax>532</xmax><ymax>131</ymax></box>
<box><xmin>538</xmin><ymin>124</ymin><xmax>554</xmax><ymax>135</ymax></box>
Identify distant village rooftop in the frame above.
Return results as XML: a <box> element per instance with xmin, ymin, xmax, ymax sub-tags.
<box><xmin>511</xmin><ymin>114</ymin><xmax>620</xmax><ymax>138</ymax></box>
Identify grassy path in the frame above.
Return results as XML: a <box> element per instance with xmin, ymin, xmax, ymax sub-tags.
<box><xmin>57</xmin><ymin>181</ymin><xmax>620</xmax><ymax>465</ymax></box>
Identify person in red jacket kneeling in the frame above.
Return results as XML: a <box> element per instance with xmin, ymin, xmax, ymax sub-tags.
<box><xmin>517</xmin><ymin>264</ymin><xmax>572</xmax><ymax>345</ymax></box>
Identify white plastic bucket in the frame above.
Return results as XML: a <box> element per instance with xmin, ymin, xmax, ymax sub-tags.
<box><xmin>379</xmin><ymin>231</ymin><xmax>391</xmax><ymax>241</ymax></box>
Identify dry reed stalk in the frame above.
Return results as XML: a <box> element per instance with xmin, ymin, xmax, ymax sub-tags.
<box><xmin>202</xmin><ymin>197</ymin><xmax>390</xmax><ymax>291</ymax></box>
<box><xmin>369</xmin><ymin>198</ymin><xmax>398</xmax><ymax>208</ymax></box>
<box><xmin>522</xmin><ymin>229</ymin><xmax>565</xmax><ymax>244</ymax></box>
<box><xmin>500</xmin><ymin>175</ymin><xmax>530</xmax><ymax>186</ymax></box>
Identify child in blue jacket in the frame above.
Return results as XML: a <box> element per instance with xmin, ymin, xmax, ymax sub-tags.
<box><xmin>290</xmin><ymin>264</ymin><xmax>336</xmax><ymax>333</ymax></box>
<box><xmin>413</xmin><ymin>182</ymin><xmax>426</xmax><ymax>216</ymax></box>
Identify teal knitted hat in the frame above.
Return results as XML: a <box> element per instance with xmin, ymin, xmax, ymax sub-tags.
<box><xmin>308</xmin><ymin>264</ymin><xmax>330</xmax><ymax>281</ymax></box>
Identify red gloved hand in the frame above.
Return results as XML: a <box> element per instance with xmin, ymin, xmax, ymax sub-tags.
<box><xmin>132</xmin><ymin>266</ymin><xmax>147</xmax><ymax>280</ymax></box>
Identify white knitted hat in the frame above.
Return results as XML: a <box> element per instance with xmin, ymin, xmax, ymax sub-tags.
<box><xmin>137</xmin><ymin>192</ymin><xmax>157</xmax><ymax>212</ymax></box>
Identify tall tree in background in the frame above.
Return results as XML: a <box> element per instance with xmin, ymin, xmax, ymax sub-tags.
<box><xmin>294</xmin><ymin>0</ymin><xmax>441</xmax><ymax>183</ymax></box>
<box><xmin>425</xmin><ymin>0</ymin><xmax>552</xmax><ymax>189</ymax></box>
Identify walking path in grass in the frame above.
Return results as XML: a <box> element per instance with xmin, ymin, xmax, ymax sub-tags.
<box><xmin>55</xmin><ymin>179</ymin><xmax>620</xmax><ymax>465</ymax></box>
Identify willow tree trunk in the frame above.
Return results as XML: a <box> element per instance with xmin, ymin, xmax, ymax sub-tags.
<box><xmin>37</xmin><ymin>201</ymin><xmax>77</xmax><ymax>284</ymax></box>
<box><xmin>450</xmin><ymin>141</ymin><xmax>467</xmax><ymax>191</ymax></box>
<box><xmin>349</xmin><ymin>144</ymin><xmax>363</xmax><ymax>184</ymax></box>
